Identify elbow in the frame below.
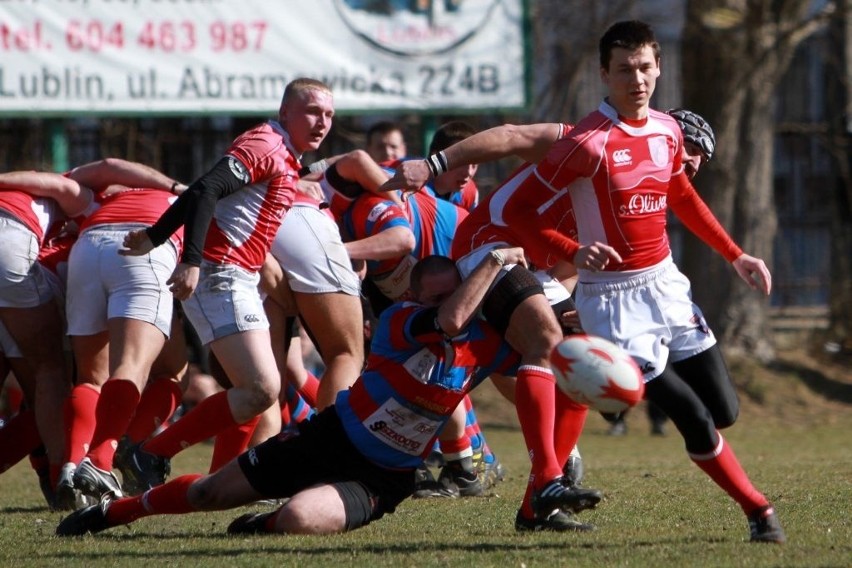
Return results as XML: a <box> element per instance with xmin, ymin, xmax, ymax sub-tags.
<box><xmin>437</xmin><ymin>311</ymin><xmax>466</xmax><ymax>337</ymax></box>
<box><xmin>399</xmin><ymin>231</ymin><xmax>416</xmax><ymax>255</ymax></box>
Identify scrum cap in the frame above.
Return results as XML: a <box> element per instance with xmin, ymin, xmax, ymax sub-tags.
<box><xmin>667</xmin><ymin>108</ymin><xmax>715</xmax><ymax>161</ymax></box>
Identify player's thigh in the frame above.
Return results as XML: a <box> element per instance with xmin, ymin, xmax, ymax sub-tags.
<box><xmin>672</xmin><ymin>345</ymin><xmax>739</xmax><ymax>428</ymax></box>
<box><xmin>295</xmin><ymin>291</ymin><xmax>364</xmax><ymax>357</ymax></box>
<box><xmin>209</xmin><ymin>329</ymin><xmax>279</xmax><ymax>392</ymax></box>
<box><xmin>107</xmin><ymin>317</ymin><xmax>167</xmax><ymax>382</ymax></box>
<box><xmin>502</xmin><ymin>294</ymin><xmax>562</xmax><ymax>363</ymax></box>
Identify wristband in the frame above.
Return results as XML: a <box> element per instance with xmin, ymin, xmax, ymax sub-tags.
<box><xmin>425</xmin><ymin>150</ymin><xmax>448</xmax><ymax>178</ymax></box>
<box><xmin>170</xmin><ymin>181</ymin><xmax>180</xmax><ymax>194</ymax></box>
<box><xmin>299</xmin><ymin>159</ymin><xmax>329</xmax><ymax>177</ymax></box>
<box><xmin>489</xmin><ymin>249</ymin><xmax>506</xmax><ymax>266</ymax></box>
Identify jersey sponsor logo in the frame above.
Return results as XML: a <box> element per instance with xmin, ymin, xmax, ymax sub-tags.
<box><xmin>612</xmin><ymin>149</ymin><xmax>632</xmax><ymax>165</ymax></box>
<box><xmin>619</xmin><ymin>193</ymin><xmax>667</xmax><ymax>216</ymax></box>
<box><xmin>367</xmin><ymin>202</ymin><xmax>391</xmax><ymax>222</ymax></box>
<box><xmin>228</xmin><ymin>156</ymin><xmax>251</xmax><ymax>184</ymax></box>
<box><xmin>367</xmin><ymin>419</ymin><xmax>423</xmax><ymax>452</ymax></box>
<box><xmin>244</xmin><ymin>314</ymin><xmax>261</xmax><ymax>323</ymax></box>
<box><xmin>648</xmin><ymin>136</ymin><xmax>670</xmax><ymax>168</ymax></box>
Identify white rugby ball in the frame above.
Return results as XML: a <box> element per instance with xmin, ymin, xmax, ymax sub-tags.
<box><xmin>550</xmin><ymin>335</ymin><xmax>645</xmax><ymax>413</ymax></box>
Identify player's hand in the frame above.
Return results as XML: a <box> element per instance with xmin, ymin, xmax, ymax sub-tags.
<box><xmin>167</xmin><ymin>263</ymin><xmax>200</xmax><ymax>301</ymax></box>
<box><xmin>494</xmin><ymin>246</ymin><xmax>528</xmax><ymax>268</ymax></box>
<box><xmin>559</xmin><ymin>309</ymin><xmax>583</xmax><ymax>334</ymax></box>
<box><xmin>573</xmin><ymin>242</ymin><xmax>622</xmax><ymax>272</ymax></box>
<box><xmin>732</xmin><ymin>253</ymin><xmax>772</xmax><ymax>295</ymax></box>
<box><xmin>119</xmin><ymin>229</ymin><xmax>155</xmax><ymax>256</ymax></box>
<box><xmin>379</xmin><ymin>160</ymin><xmax>430</xmax><ymax>194</ymax></box>
<box><xmin>296</xmin><ymin>179</ymin><xmax>324</xmax><ymax>202</ymax></box>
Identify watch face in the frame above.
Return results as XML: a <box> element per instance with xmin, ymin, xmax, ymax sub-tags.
<box><xmin>334</xmin><ymin>0</ymin><xmax>502</xmax><ymax>56</ymax></box>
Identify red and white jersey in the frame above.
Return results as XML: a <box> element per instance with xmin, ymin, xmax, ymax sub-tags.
<box><xmin>456</xmin><ymin>104</ymin><xmax>741</xmax><ymax>273</ymax></box>
<box><xmin>82</xmin><ymin>187</ymin><xmax>183</xmax><ymax>252</ymax></box>
<box><xmin>452</xmin><ymin>123</ymin><xmax>574</xmax><ymax>270</ymax></box>
<box><xmin>0</xmin><ymin>190</ymin><xmax>63</xmax><ymax>244</ymax></box>
<box><xmin>204</xmin><ymin>120</ymin><xmax>301</xmax><ymax>271</ymax></box>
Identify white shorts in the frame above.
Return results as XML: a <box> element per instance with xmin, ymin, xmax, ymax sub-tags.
<box><xmin>455</xmin><ymin>242</ymin><xmax>570</xmax><ymax>306</ymax></box>
<box><xmin>182</xmin><ymin>260</ymin><xmax>268</xmax><ymax>345</ymax></box>
<box><xmin>270</xmin><ymin>205</ymin><xmax>360</xmax><ymax>296</ymax></box>
<box><xmin>0</xmin><ymin>319</ymin><xmax>22</xmax><ymax>357</ymax></box>
<box><xmin>575</xmin><ymin>258</ymin><xmax>716</xmax><ymax>382</ymax></box>
<box><xmin>66</xmin><ymin>226</ymin><xmax>177</xmax><ymax>337</ymax></box>
<box><xmin>0</xmin><ymin>211</ymin><xmax>57</xmax><ymax>308</ymax></box>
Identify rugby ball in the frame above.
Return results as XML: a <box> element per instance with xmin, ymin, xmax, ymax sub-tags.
<box><xmin>550</xmin><ymin>335</ymin><xmax>645</xmax><ymax>413</ymax></box>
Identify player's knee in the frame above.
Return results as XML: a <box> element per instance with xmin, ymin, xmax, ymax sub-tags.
<box><xmin>187</xmin><ymin>478</ymin><xmax>225</xmax><ymax>510</ymax></box>
<box><xmin>713</xmin><ymin>400</ymin><xmax>739</xmax><ymax>429</ymax></box>
<box><xmin>277</xmin><ymin>502</ymin><xmax>344</xmax><ymax>535</ymax></box>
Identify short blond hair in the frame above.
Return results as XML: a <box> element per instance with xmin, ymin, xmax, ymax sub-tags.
<box><xmin>280</xmin><ymin>78</ymin><xmax>332</xmax><ymax>109</ymax></box>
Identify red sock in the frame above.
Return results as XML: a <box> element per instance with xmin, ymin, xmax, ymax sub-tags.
<box><xmin>439</xmin><ymin>435</ymin><xmax>471</xmax><ymax>461</ymax></box>
<box><xmin>208</xmin><ymin>414</ymin><xmax>261</xmax><ymax>473</ymax></box>
<box><xmin>143</xmin><ymin>390</ymin><xmax>237</xmax><ymax>458</ymax></box>
<box><xmin>106</xmin><ymin>474</ymin><xmax>203</xmax><ymax>525</ymax></box>
<box><xmin>553</xmin><ymin>389</ymin><xmax>588</xmax><ymax>466</ymax></box>
<box><xmin>87</xmin><ymin>379</ymin><xmax>141</xmax><ymax>470</ymax></box>
<box><xmin>125</xmin><ymin>378</ymin><xmax>183</xmax><ymax>444</ymax></box>
<box><xmin>0</xmin><ymin>410</ymin><xmax>41</xmax><ymax>473</ymax></box>
<box><xmin>690</xmin><ymin>433</ymin><xmax>769</xmax><ymax>514</ymax></box>
<box><xmin>63</xmin><ymin>384</ymin><xmax>100</xmax><ymax>464</ymax></box>
<box><xmin>299</xmin><ymin>372</ymin><xmax>320</xmax><ymax>408</ymax></box>
<box><xmin>515</xmin><ymin>365</ymin><xmax>562</xmax><ymax>489</ymax></box>
<box><xmin>520</xmin><ymin>480</ymin><xmax>536</xmax><ymax>519</ymax></box>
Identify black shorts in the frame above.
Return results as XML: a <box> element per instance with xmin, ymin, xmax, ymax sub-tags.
<box><xmin>238</xmin><ymin>407</ymin><xmax>416</xmax><ymax>530</ymax></box>
<box><xmin>482</xmin><ymin>265</ymin><xmax>545</xmax><ymax>334</ymax></box>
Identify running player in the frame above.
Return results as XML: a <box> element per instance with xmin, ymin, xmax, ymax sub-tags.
<box><xmin>384</xmin><ymin>20</ymin><xmax>784</xmax><ymax>543</ymax></box>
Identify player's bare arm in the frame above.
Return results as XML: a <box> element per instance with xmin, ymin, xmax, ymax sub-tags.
<box><xmin>344</xmin><ymin>226</ymin><xmax>415</xmax><ymax>261</ymax></box>
<box><xmin>438</xmin><ymin>246</ymin><xmax>527</xmax><ymax>336</ymax></box>
<box><xmin>0</xmin><ymin>170</ymin><xmax>94</xmax><ymax>217</ymax></box>
<box><xmin>380</xmin><ymin>123</ymin><xmax>561</xmax><ymax>193</ymax></box>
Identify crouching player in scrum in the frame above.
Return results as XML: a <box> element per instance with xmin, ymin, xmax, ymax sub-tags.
<box><xmin>56</xmin><ymin>247</ymin><xmax>601</xmax><ymax>536</ymax></box>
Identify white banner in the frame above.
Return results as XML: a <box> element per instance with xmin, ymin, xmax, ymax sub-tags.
<box><xmin>0</xmin><ymin>0</ymin><xmax>527</xmax><ymax>115</ymax></box>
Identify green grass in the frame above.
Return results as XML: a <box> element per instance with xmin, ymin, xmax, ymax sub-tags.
<box><xmin>1</xmin><ymin>410</ymin><xmax>850</xmax><ymax>567</ymax></box>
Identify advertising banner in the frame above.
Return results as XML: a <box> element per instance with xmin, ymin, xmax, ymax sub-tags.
<box><xmin>0</xmin><ymin>0</ymin><xmax>528</xmax><ymax>115</ymax></box>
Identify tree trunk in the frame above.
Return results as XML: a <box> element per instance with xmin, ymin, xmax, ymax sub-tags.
<box><xmin>681</xmin><ymin>0</ymin><xmax>832</xmax><ymax>360</ymax></box>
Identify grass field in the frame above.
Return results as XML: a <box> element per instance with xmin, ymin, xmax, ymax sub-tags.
<box><xmin>1</xmin><ymin>355</ymin><xmax>850</xmax><ymax>567</ymax></box>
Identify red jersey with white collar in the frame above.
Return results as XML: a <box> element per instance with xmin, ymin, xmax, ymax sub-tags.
<box><xmin>455</xmin><ymin>106</ymin><xmax>741</xmax><ymax>274</ymax></box>
<box><xmin>204</xmin><ymin>120</ymin><xmax>300</xmax><ymax>271</ymax></box>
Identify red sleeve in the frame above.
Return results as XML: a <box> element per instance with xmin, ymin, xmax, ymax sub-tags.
<box><xmin>668</xmin><ymin>172</ymin><xmax>742</xmax><ymax>262</ymax></box>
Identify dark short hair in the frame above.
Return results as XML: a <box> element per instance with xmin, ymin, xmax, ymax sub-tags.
<box><xmin>599</xmin><ymin>20</ymin><xmax>660</xmax><ymax>69</ymax></box>
<box><xmin>366</xmin><ymin>121</ymin><xmax>405</xmax><ymax>145</ymax></box>
<box><xmin>428</xmin><ymin>120</ymin><xmax>477</xmax><ymax>155</ymax></box>
<box><xmin>410</xmin><ymin>255</ymin><xmax>457</xmax><ymax>297</ymax></box>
